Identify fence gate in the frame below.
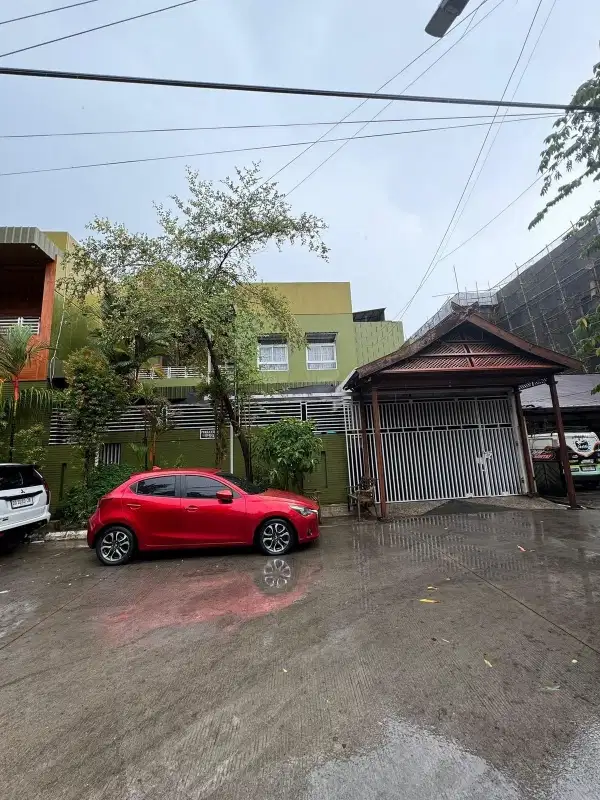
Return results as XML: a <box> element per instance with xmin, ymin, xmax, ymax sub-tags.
<box><xmin>344</xmin><ymin>396</ymin><xmax>525</xmax><ymax>503</ymax></box>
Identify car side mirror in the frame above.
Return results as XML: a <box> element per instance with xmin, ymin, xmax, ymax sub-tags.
<box><xmin>216</xmin><ymin>489</ymin><xmax>233</xmax><ymax>503</ymax></box>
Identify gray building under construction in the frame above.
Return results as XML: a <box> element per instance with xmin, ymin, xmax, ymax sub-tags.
<box><xmin>412</xmin><ymin>218</ymin><xmax>600</xmax><ymax>361</ymax></box>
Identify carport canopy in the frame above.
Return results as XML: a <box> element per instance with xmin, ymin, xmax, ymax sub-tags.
<box><xmin>344</xmin><ymin>307</ymin><xmax>583</xmax><ymax>514</ymax></box>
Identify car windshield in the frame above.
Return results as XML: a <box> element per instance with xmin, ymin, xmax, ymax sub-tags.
<box><xmin>217</xmin><ymin>472</ymin><xmax>264</xmax><ymax>495</ymax></box>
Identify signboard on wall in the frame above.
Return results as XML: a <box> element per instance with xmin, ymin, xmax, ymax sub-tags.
<box><xmin>200</xmin><ymin>429</ymin><xmax>216</xmax><ymax>440</ymax></box>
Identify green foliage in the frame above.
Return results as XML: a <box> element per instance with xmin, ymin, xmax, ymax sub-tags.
<box><xmin>530</xmin><ymin>59</ymin><xmax>600</xmax><ymax>251</ymax></box>
<box><xmin>59</xmin><ymin>464</ymin><xmax>135</xmax><ymax>528</ymax></box>
<box><xmin>253</xmin><ymin>418</ymin><xmax>323</xmax><ymax>492</ymax></box>
<box><xmin>133</xmin><ymin>383</ymin><xmax>173</xmax><ymax>468</ymax></box>
<box><xmin>59</xmin><ymin>166</ymin><xmax>329</xmax><ymax>480</ymax></box>
<box><xmin>13</xmin><ymin>425</ymin><xmax>46</xmax><ymax>467</ymax></box>
<box><xmin>63</xmin><ymin>348</ymin><xmax>131</xmax><ymax>482</ymax></box>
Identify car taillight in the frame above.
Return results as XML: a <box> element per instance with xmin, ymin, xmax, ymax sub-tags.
<box><xmin>43</xmin><ymin>479</ymin><xmax>51</xmax><ymax>507</ymax></box>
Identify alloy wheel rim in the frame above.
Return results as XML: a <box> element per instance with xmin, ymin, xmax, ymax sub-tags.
<box><xmin>100</xmin><ymin>530</ymin><xmax>131</xmax><ymax>563</ymax></box>
<box><xmin>263</xmin><ymin>557</ymin><xmax>292</xmax><ymax>588</ymax></box>
<box><xmin>262</xmin><ymin>523</ymin><xmax>291</xmax><ymax>554</ymax></box>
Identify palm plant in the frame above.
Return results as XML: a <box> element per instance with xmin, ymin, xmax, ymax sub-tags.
<box><xmin>0</xmin><ymin>325</ymin><xmax>50</xmax><ymax>460</ymax></box>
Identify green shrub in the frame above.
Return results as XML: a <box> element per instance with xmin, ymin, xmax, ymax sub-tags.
<box><xmin>59</xmin><ymin>463</ymin><xmax>135</xmax><ymax>528</ymax></box>
<box><xmin>252</xmin><ymin>418</ymin><xmax>322</xmax><ymax>492</ymax></box>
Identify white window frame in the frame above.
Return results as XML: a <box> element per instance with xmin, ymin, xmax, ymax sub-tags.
<box><xmin>306</xmin><ymin>336</ymin><xmax>337</xmax><ymax>371</ymax></box>
<box><xmin>257</xmin><ymin>340</ymin><xmax>289</xmax><ymax>372</ymax></box>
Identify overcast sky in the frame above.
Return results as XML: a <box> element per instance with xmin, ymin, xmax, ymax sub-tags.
<box><xmin>1</xmin><ymin>0</ymin><xmax>599</xmax><ymax>335</ymax></box>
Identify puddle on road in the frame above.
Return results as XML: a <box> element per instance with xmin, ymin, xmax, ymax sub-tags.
<box><xmin>304</xmin><ymin>718</ymin><xmax>522</xmax><ymax>800</ymax></box>
<box><xmin>304</xmin><ymin>716</ymin><xmax>600</xmax><ymax>800</ymax></box>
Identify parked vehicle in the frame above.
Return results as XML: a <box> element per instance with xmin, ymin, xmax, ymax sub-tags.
<box><xmin>529</xmin><ymin>431</ymin><xmax>600</xmax><ymax>485</ymax></box>
<box><xmin>0</xmin><ymin>464</ymin><xmax>51</xmax><ymax>550</ymax></box>
<box><xmin>87</xmin><ymin>468</ymin><xmax>320</xmax><ymax>565</ymax></box>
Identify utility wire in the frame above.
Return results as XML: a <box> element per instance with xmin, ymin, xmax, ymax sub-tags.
<box><xmin>0</xmin><ymin>111</ymin><xmax>557</xmax><ymax>140</ymax></box>
<box><xmin>286</xmin><ymin>0</ymin><xmax>506</xmax><ymax>195</ymax></box>
<box><xmin>0</xmin><ymin>0</ymin><xmax>102</xmax><ymax>26</ymax></box>
<box><xmin>0</xmin><ymin>65</ymin><xmax>597</xmax><ymax>114</ymax></box>
<box><xmin>396</xmin><ymin>0</ymin><xmax>547</xmax><ymax>322</ymax></box>
<box><xmin>443</xmin><ymin>0</ymin><xmax>557</xmax><ymax>253</ymax></box>
<box><xmin>0</xmin><ymin>0</ymin><xmax>202</xmax><ymax>59</ymax></box>
<box><xmin>0</xmin><ymin>115</ymin><xmax>559</xmax><ymax>178</ymax></box>
<box><xmin>264</xmin><ymin>0</ymin><xmax>496</xmax><ymax>188</ymax></box>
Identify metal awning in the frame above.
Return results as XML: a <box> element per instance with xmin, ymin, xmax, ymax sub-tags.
<box><xmin>0</xmin><ymin>227</ymin><xmax>61</xmax><ymax>266</ymax></box>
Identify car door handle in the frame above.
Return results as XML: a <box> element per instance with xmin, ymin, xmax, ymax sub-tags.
<box><xmin>186</xmin><ymin>505</ymin><xmax>199</xmax><ymax>512</ymax></box>
<box><xmin>126</xmin><ymin>503</ymin><xmax>141</xmax><ymax>510</ymax></box>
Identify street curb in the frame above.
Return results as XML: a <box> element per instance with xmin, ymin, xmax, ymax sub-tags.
<box><xmin>44</xmin><ymin>530</ymin><xmax>87</xmax><ymax>541</ymax></box>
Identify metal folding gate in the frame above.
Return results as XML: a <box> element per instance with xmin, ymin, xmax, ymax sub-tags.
<box><xmin>345</xmin><ymin>395</ymin><xmax>525</xmax><ymax>502</ymax></box>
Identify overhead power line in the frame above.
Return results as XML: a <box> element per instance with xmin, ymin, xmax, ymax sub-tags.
<box><xmin>286</xmin><ymin>0</ymin><xmax>506</xmax><ymax>195</ymax></box>
<box><xmin>0</xmin><ymin>0</ymin><xmax>202</xmax><ymax>59</ymax></box>
<box><xmin>442</xmin><ymin>0</ymin><xmax>556</xmax><ymax>254</ymax></box>
<box><xmin>0</xmin><ymin>111</ymin><xmax>556</xmax><ymax>140</ymax></box>
<box><xmin>0</xmin><ymin>65</ymin><xmax>598</xmax><ymax>114</ymax></box>
<box><xmin>396</xmin><ymin>0</ymin><xmax>548</xmax><ymax>321</ymax></box>
<box><xmin>265</xmin><ymin>0</ymin><xmax>498</xmax><ymax>188</ymax></box>
<box><xmin>0</xmin><ymin>0</ymin><xmax>102</xmax><ymax>26</ymax></box>
<box><xmin>0</xmin><ymin>115</ymin><xmax>558</xmax><ymax>178</ymax></box>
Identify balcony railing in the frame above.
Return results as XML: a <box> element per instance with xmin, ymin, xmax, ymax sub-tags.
<box><xmin>138</xmin><ymin>366</ymin><xmax>200</xmax><ymax>380</ymax></box>
<box><xmin>0</xmin><ymin>316</ymin><xmax>41</xmax><ymax>336</ymax></box>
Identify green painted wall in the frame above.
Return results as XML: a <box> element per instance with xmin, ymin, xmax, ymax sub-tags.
<box><xmin>354</xmin><ymin>321</ymin><xmax>404</xmax><ymax>367</ymax></box>
<box><xmin>43</xmin><ymin>429</ymin><xmax>349</xmax><ymax>510</ymax></box>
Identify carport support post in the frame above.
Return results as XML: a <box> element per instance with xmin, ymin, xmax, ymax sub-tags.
<box><xmin>514</xmin><ymin>389</ymin><xmax>536</xmax><ymax>495</ymax></box>
<box><xmin>371</xmin><ymin>387</ymin><xmax>387</xmax><ymax>519</ymax></box>
<box><xmin>548</xmin><ymin>375</ymin><xmax>578</xmax><ymax>509</ymax></box>
<box><xmin>359</xmin><ymin>396</ymin><xmax>371</xmax><ymax>478</ymax></box>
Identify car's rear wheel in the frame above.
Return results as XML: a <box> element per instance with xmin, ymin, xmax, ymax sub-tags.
<box><xmin>257</xmin><ymin>518</ymin><xmax>295</xmax><ymax>556</ymax></box>
<box><xmin>96</xmin><ymin>526</ymin><xmax>135</xmax><ymax>566</ymax></box>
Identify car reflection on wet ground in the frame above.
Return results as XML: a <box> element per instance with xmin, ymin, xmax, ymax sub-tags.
<box><xmin>3</xmin><ymin>508</ymin><xmax>600</xmax><ymax>798</ymax></box>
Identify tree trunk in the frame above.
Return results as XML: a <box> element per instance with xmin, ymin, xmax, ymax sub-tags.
<box><xmin>8</xmin><ymin>402</ymin><xmax>16</xmax><ymax>462</ymax></box>
<box><xmin>203</xmin><ymin>332</ymin><xmax>253</xmax><ymax>479</ymax></box>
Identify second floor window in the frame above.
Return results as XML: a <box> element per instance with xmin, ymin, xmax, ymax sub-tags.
<box><xmin>306</xmin><ymin>333</ymin><xmax>337</xmax><ymax>370</ymax></box>
<box><xmin>258</xmin><ymin>337</ymin><xmax>288</xmax><ymax>371</ymax></box>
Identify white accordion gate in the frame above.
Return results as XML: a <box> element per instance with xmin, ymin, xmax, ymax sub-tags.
<box><xmin>345</xmin><ymin>395</ymin><xmax>525</xmax><ymax>503</ymax></box>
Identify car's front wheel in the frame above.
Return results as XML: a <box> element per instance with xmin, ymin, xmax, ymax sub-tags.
<box><xmin>96</xmin><ymin>526</ymin><xmax>135</xmax><ymax>566</ymax></box>
<box><xmin>257</xmin><ymin>518</ymin><xmax>295</xmax><ymax>556</ymax></box>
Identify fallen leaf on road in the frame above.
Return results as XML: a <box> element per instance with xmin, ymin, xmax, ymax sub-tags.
<box><xmin>542</xmin><ymin>685</ymin><xmax>561</xmax><ymax>692</ymax></box>
<box><xmin>484</xmin><ymin>657</ymin><xmax>493</xmax><ymax>668</ymax></box>
<box><xmin>441</xmin><ymin>639</ymin><xmax>451</xmax><ymax>643</ymax></box>
<box><xmin>282</xmin><ymin>668</ymin><xmax>288</xmax><ymax>673</ymax></box>
<box><xmin>571</xmin><ymin>659</ymin><xmax>578</xmax><ymax>664</ymax></box>
<box><xmin>0</xmin><ymin>590</ymin><xmax>9</xmax><ymax>594</ymax></box>
<box><xmin>427</xmin><ymin>585</ymin><xmax>438</xmax><ymax>590</ymax></box>
<box><xmin>517</xmin><ymin>546</ymin><xmax>527</xmax><ymax>552</ymax></box>
<box><xmin>419</xmin><ymin>598</ymin><xmax>440</xmax><ymax>604</ymax></box>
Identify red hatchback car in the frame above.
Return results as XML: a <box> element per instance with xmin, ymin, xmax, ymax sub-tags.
<box><xmin>87</xmin><ymin>469</ymin><xmax>320</xmax><ymax>566</ymax></box>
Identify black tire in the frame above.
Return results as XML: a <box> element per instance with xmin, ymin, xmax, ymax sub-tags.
<box><xmin>256</xmin><ymin>518</ymin><xmax>296</xmax><ymax>556</ymax></box>
<box><xmin>95</xmin><ymin>525</ymin><xmax>135</xmax><ymax>566</ymax></box>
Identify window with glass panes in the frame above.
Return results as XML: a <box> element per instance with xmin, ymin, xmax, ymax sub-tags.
<box><xmin>306</xmin><ymin>333</ymin><xmax>337</xmax><ymax>370</ymax></box>
<box><xmin>257</xmin><ymin>336</ymin><xmax>288</xmax><ymax>371</ymax></box>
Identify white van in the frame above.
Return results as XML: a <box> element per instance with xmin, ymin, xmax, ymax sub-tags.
<box><xmin>528</xmin><ymin>431</ymin><xmax>600</xmax><ymax>484</ymax></box>
<box><xmin>0</xmin><ymin>464</ymin><xmax>51</xmax><ymax>547</ymax></box>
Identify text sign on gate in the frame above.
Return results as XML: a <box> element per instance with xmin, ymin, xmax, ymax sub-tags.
<box><xmin>200</xmin><ymin>428</ymin><xmax>216</xmax><ymax>440</ymax></box>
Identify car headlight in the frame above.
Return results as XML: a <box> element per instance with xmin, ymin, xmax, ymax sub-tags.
<box><xmin>290</xmin><ymin>504</ymin><xmax>317</xmax><ymax>517</ymax></box>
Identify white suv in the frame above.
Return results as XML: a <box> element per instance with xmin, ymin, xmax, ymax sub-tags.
<box><xmin>0</xmin><ymin>464</ymin><xmax>51</xmax><ymax>548</ymax></box>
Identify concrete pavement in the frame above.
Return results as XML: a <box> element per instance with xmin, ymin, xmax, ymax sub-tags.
<box><xmin>2</xmin><ymin>509</ymin><xmax>600</xmax><ymax>798</ymax></box>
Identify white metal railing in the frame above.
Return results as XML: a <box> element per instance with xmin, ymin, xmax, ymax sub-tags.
<box><xmin>138</xmin><ymin>366</ymin><xmax>200</xmax><ymax>379</ymax></box>
<box><xmin>0</xmin><ymin>316</ymin><xmax>41</xmax><ymax>335</ymax></box>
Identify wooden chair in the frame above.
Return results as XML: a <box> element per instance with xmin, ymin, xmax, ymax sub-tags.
<box><xmin>347</xmin><ymin>476</ymin><xmax>377</xmax><ymax>521</ymax></box>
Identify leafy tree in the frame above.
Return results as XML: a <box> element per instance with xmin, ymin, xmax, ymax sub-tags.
<box><xmin>61</xmin><ymin>165</ymin><xmax>329</xmax><ymax>478</ymax></box>
<box><xmin>63</xmin><ymin>348</ymin><xmax>131</xmax><ymax>483</ymax></box>
<box><xmin>253</xmin><ymin>418</ymin><xmax>323</xmax><ymax>492</ymax></box>
<box><xmin>529</xmin><ymin>59</ymin><xmax>600</xmax><ymax>251</ymax></box>
<box><xmin>0</xmin><ymin>325</ymin><xmax>50</xmax><ymax>460</ymax></box>
<box><xmin>13</xmin><ymin>424</ymin><xmax>46</xmax><ymax>467</ymax></box>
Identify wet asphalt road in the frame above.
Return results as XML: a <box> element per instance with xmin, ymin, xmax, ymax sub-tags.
<box><xmin>3</xmin><ymin>510</ymin><xmax>600</xmax><ymax>799</ymax></box>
